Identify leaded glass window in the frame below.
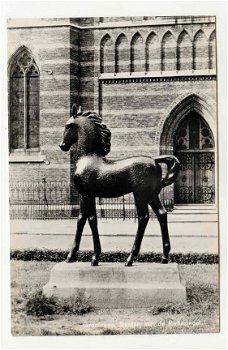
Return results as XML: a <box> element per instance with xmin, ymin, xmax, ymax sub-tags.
<box><xmin>175</xmin><ymin>113</ymin><xmax>214</xmax><ymax>151</ymax></box>
<box><xmin>10</xmin><ymin>49</ymin><xmax>40</xmax><ymax>150</ymax></box>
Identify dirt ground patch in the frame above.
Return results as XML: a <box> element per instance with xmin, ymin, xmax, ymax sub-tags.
<box><xmin>11</xmin><ymin>261</ymin><xmax>219</xmax><ymax>336</ymax></box>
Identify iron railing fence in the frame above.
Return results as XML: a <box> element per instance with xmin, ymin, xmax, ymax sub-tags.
<box><xmin>9</xmin><ymin>178</ymin><xmax>174</xmax><ymax>219</ymax></box>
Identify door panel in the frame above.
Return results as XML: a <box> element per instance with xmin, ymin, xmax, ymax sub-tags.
<box><xmin>175</xmin><ymin>153</ymin><xmax>194</xmax><ymax>204</ymax></box>
<box><xmin>175</xmin><ymin>152</ymin><xmax>215</xmax><ymax>204</ymax></box>
<box><xmin>195</xmin><ymin>152</ymin><xmax>215</xmax><ymax>203</ymax></box>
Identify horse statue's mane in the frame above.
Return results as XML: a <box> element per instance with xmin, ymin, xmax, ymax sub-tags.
<box><xmin>80</xmin><ymin>111</ymin><xmax>111</xmax><ymax>156</ymax></box>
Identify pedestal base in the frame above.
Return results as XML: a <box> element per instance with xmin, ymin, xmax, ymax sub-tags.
<box><xmin>43</xmin><ymin>262</ymin><xmax>186</xmax><ymax>308</ymax></box>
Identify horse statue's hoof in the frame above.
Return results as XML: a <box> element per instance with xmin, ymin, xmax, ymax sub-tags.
<box><xmin>125</xmin><ymin>260</ymin><xmax>133</xmax><ymax>267</ymax></box>
<box><xmin>66</xmin><ymin>254</ymin><xmax>77</xmax><ymax>263</ymax></box>
<box><xmin>161</xmin><ymin>257</ymin><xmax>169</xmax><ymax>264</ymax></box>
<box><xmin>91</xmin><ymin>258</ymin><xmax>99</xmax><ymax>266</ymax></box>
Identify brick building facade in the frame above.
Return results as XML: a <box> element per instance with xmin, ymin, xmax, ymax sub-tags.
<box><xmin>8</xmin><ymin>16</ymin><xmax>217</xmax><ymax>210</ymax></box>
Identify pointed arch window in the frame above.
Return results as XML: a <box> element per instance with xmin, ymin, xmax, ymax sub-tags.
<box><xmin>175</xmin><ymin>114</ymin><xmax>214</xmax><ymax>151</ymax></box>
<box><xmin>10</xmin><ymin>48</ymin><xmax>40</xmax><ymax>151</ymax></box>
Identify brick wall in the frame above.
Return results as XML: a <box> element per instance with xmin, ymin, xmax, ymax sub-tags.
<box><xmin>8</xmin><ymin>17</ymin><xmax>217</xmax><ymax>198</ymax></box>
<box><xmin>77</xmin><ymin>17</ymin><xmax>217</xmax><ymax>205</ymax></box>
<box><xmin>100</xmin><ymin>78</ymin><xmax>216</xmax><ymax>159</ymax></box>
<box><xmin>8</xmin><ymin>25</ymin><xmax>72</xmax><ymax>183</ymax></box>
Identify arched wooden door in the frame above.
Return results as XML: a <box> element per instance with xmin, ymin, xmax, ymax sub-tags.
<box><xmin>174</xmin><ymin>112</ymin><xmax>215</xmax><ymax>204</ymax></box>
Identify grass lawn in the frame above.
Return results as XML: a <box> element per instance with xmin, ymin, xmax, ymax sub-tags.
<box><xmin>11</xmin><ymin>261</ymin><xmax>219</xmax><ymax>336</ymax></box>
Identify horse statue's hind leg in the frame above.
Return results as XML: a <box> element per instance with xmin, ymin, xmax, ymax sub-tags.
<box><xmin>66</xmin><ymin>195</ymin><xmax>101</xmax><ymax>266</ymax></box>
<box><xmin>125</xmin><ymin>194</ymin><xmax>149</xmax><ymax>266</ymax></box>
<box><xmin>149</xmin><ymin>196</ymin><xmax>171</xmax><ymax>264</ymax></box>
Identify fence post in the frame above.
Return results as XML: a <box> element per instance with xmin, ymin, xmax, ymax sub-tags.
<box><xmin>42</xmin><ymin>177</ymin><xmax>48</xmax><ymax>217</ymax></box>
<box><xmin>99</xmin><ymin>198</ymin><xmax>105</xmax><ymax>218</ymax></box>
<box><xmin>122</xmin><ymin>196</ymin><xmax>126</xmax><ymax>220</ymax></box>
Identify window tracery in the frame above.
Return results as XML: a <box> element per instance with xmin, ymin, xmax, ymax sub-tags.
<box><xmin>175</xmin><ymin>114</ymin><xmax>214</xmax><ymax>150</ymax></box>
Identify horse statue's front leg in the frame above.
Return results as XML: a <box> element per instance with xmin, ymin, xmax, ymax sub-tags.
<box><xmin>81</xmin><ymin>196</ymin><xmax>101</xmax><ymax>266</ymax></box>
<box><xmin>86</xmin><ymin>196</ymin><xmax>101</xmax><ymax>266</ymax></box>
<box><xmin>66</xmin><ymin>197</ymin><xmax>87</xmax><ymax>262</ymax></box>
<box><xmin>67</xmin><ymin>195</ymin><xmax>101</xmax><ymax>265</ymax></box>
<box><xmin>66</xmin><ymin>196</ymin><xmax>101</xmax><ymax>266</ymax></box>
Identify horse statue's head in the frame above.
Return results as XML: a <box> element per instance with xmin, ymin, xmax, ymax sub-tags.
<box><xmin>59</xmin><ymin>104</ymin><xmax>111</xmax><ymax>156</ymax></box>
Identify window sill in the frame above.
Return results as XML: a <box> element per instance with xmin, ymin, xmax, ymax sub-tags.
<box><xmin>9</xmin><ymin>151</ymin><xmax>46</xmax><ymax>163</ymax></box>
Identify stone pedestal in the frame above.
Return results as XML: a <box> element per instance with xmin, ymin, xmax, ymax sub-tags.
<box><xmin>43</xmin><ymin>262</ymin><xmax>186</xmax><ymax>308</ymax></box>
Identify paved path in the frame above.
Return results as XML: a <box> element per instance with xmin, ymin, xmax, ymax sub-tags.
<box><xmin>10</xmin><ymin>219</ymin><xmax>219</xmax><ymax>254</ymax></box>
<box><xmin>10</xmin><ymin>219</ymin><xmax>218</xmax><ymax>237</ymax></box>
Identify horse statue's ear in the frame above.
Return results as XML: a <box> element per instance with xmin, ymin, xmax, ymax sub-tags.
<box><xmin>72</xmin><ymin>104</ymin><xmax>77</xmax><ymax>118</ymax></box>
<box><xmin>77</xmin><ymin>105</ymin><xmax>82</xmax><ymax>115</ymax></box>
<box><xmin>72</xmin><ymin>104</ymin><xmax>82</xmax><ymax>118</ymax></box>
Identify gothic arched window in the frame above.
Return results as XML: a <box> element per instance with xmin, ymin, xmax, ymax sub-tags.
<box><xmin>10</xmin><ymin>48</ymin><xmax>40</xmax><ymax>151</ymax></box>
<box><xmin>175</xmin><ymin>114</ymin><xmax>214</xmax><ymax>151</ymax></box>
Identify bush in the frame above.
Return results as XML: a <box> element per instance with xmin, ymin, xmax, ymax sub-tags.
<box><xmin>25</xmin><ymin>291</ymin><xmax>58</xmax><ymax>317</ymax></box>
<box><xmin>25</xmin><ymin>290</ymin><xmax>93</xmax><ymax>317</ymax></box>
<box><xmin>148</xmin><ymin>302</ymin><xmax>186</xmax><ymax>315</ymax></box>
<box><xmin>10</xmin><ymin>249</ymin><xmax>219</xmax><ymax>264</ymax></box>
<box><xmin>61</xmin><ymin>295</ymin><xmax>93</xmax><ymax>315</ymax></box>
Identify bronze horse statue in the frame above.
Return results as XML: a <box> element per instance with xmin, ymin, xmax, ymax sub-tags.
<box><xmin>59</xmin><ymin>105</ymin><xmax>180</xmax><ymax>266</ymax></box>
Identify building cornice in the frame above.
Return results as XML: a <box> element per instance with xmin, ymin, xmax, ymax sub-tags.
<box><xmin>99</xmin><ymin>71</ymin><xmax>216</xmax><ymax>84</ymax></box>
<box><xmin>7</xmin><ymin>16</ymin><xmax>215</xmax><ymax>31</ymax></box>
<box><xmin>96</xmin><ymin>16</ymin><xmax>215</xmax><ymax>29</ymax></box>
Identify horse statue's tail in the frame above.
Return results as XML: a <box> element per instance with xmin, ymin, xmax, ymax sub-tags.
<box><xmin>155</xmin><ymin>155</ymin><xmax>180</xmax><ymax>190</ymax></box>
